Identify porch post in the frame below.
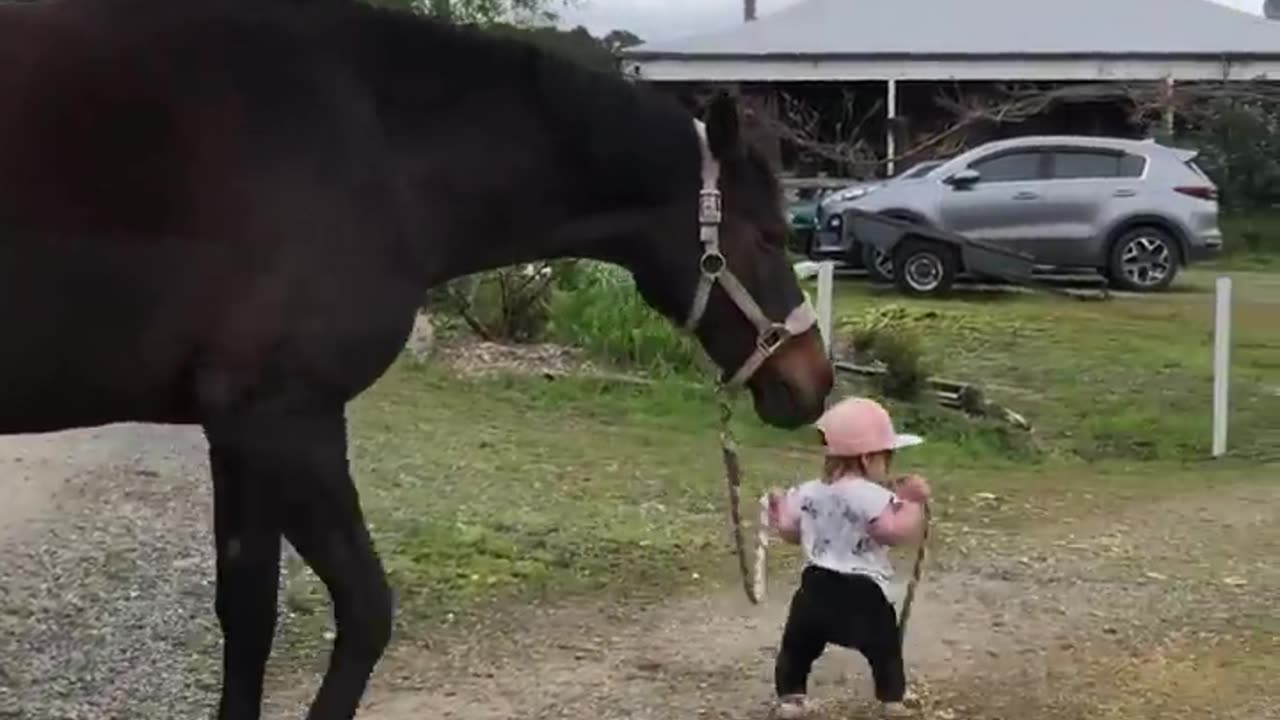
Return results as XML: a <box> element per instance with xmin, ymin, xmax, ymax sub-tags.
<box><xmin>886</xmin><ymin>78</ymin><xmax>898</xmax><ymax>177</ymax></box>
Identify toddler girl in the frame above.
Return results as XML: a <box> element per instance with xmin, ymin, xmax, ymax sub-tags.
<box><xmin>765</xmin><ymin>396</ymin><xmax>931</xmax><ymax>719</ymax></box>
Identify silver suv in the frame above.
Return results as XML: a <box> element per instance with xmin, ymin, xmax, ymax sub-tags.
<box><xmin>812</xmin><ymin>135</ymin><xmax>1223</xmax><ymax>292</ymax></box>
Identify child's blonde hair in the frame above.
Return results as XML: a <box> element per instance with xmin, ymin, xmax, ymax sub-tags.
<box><xmin>823</xmin><ymin>454</ymin><xmax>873</xmax><ymax>482</ymax></box>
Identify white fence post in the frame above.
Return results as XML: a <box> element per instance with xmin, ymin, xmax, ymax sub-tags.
<box><xmin>816</xmin><ymin>261</ymin><xmax>835</xmax><ymax>357</ymax></box>
<box><xmin>1212</xmin><ymin>276</ymin><xmax>1233</xmax><ymax>458</ymax></box>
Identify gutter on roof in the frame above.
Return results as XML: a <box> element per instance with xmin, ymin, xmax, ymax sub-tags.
<box><xmin>623</xmin><ymin>50</ymin><xmax>1280</xmax><ymax>62</ymax></box>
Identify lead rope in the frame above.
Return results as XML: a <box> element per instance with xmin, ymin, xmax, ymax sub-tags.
<box><xmin>718</xmin><ymin>385</ymin><xmax>761</xmax><ymax>605</ymax></box>
<box><xmin>897</xmin><ymin>501</ymin><xmax>931</xmax><ymax>646</ymax></box>
<box><xmin>718</xmin><ymin>389</ymin><xmax>932</xmax><ymax>640</ymax></box>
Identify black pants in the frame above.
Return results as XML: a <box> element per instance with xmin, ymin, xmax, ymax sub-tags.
<box><xmin>774</xmin><ymin>565</ymin><xmax>906</xmax><ymax>702</ymax></box>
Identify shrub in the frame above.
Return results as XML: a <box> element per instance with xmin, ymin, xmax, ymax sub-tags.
<box><xmin>545</xmin><ymin>261</ymin><xmax>707</xmax><ymax>376</ymax></box>
<box><xmin>1177</xmin><ymin>98</ymin><xmax>1280</xmax><ymax>214</ymax></box>
<box><xmin>425</xmin><ymin>261</ymin><xmax>574</xmax><ymax>343</ymax></box>
<box><xmin>1219</xmin><ymin>212</ymin><xmax>1280</xmax><ymax>257</ymax></box>
<box><xmin>842</xmin><ymin>305</ymin><xmax>931</xmax><ymax>401</ymax></box>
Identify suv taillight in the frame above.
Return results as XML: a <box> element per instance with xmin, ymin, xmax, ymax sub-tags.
<box><xmin>1174</xmin><ymin>185</ymin><xmax>1218</xmax><ymax>201</ymax></box>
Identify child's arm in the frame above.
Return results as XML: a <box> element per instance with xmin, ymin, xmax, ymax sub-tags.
<box><xmin>867</xmin><ymin>498</ymin><xmax>926</xmax><ymax>546</ymax></box>
<box><xmin>865</xmin><ymin>475</ymin><xmax>931</xmax><ymax>546</ymax></box>
<box><xmin>766</xmin><ymin>486</ymin><xmax>804</xmax><ymax>545</ymax></box>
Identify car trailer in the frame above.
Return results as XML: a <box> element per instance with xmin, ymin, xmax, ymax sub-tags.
<box><xmin>842</xmin><ymin>209</ymin><xmax>1111</xmax><ymax>300</ymax></box>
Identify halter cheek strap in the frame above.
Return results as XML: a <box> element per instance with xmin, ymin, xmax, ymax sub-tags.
<box><xmin>684</xmin><ymin>121</ymin><xmax>818</xmax><ymax>388</ymax></box>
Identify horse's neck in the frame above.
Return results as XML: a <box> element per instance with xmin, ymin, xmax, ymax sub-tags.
<box><xmin>361</xmin><ymin>20</ymin><xmax>700</xmax><ymax>284</ymax></box>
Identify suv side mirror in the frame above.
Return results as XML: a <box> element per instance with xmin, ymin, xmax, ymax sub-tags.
<box><xmin>945</xmin><ymin>168</ymin><xmax>981</xmax><ymax>188</ymax></box>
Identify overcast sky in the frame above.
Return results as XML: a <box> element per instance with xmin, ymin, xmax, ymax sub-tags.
<box><xmin>557</xmin><ymin>0</ymin><xmax>1264</xmax><ymax>45</ymax></box>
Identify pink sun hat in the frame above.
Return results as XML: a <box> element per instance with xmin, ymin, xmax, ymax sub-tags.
<box><xmin>814</xmin><ymin>396</ymin><xmax>924</xmax><ymax>457</ymax></box>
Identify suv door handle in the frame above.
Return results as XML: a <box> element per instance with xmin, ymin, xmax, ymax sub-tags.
<box><xmin>1113</xmin><ymin>188</ymin><xmax>1138</xmax><ymax>197</ymax></box>
<box><xmin>1013</xmin><ymin>191</ymin><xmax>1040</xmax><ymax>200</ymax></box>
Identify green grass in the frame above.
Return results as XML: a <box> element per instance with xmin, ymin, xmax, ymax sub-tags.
<box><xmin>274</xmin><ymin>265</ymin><xmax>1279</xmax><ymax>657</ymax></box>
<box><xmin>1209</xmin><ymin>211</ymin><xmax>1280</xmax><ymax>270</ymax></box>
<box><xmin>546</xmin><ymin>260</ymin><xmax>707</xmax><ymax>377</ymax></box>
<box><xmin>340</xmin><ymin>369</ymin><xmax>798</xmax><ymax>619</ymax></box>
<box><xmin>1221</xmin><ymin>211</ymin><xmax>1280</xmax><ymax>257</ymax></box>
<box><xmin>255</xmin><ymin>261</ymin><xmax>1280</xmax><ymax>720</ymax></box>
<box><xmin>825</xmin><ymin>268</ymin><xmax>1280</xmax><ymax>463</ymax></box>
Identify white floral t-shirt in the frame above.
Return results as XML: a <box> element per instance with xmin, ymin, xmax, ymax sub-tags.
<box><xmin>778</xmin><ymin>475</ymin><xmax>898</xmax><ymax>592</ymax></box>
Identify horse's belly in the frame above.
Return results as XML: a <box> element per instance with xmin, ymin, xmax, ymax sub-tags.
<box><xmin>0</xmin><ymin>320</ymin><xmax>198</xmax><ymax>434</ymax></box>
<box><xmin>0</xmin><ymin>237</ymin><xmax>205</xmax><ymax>432</ymax></box>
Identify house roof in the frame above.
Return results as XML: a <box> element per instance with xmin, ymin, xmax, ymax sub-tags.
<box><xmin>626</xmin><ymin>0</ymin><xmax>1280</xmax><ymax>58</ymax></box>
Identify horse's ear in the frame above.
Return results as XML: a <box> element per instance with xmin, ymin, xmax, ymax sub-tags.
<box><xmin>705</xmin><ymin>91</ymin><xmax>741</xmax><ymax>160</ymax></box>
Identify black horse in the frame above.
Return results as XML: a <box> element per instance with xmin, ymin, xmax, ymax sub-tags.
<box><xmin>0</xmin><ymin>0</ymin><xmax>834</xmax><ymax>717</ymax></box>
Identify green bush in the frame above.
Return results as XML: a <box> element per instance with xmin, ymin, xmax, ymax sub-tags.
<box><xmin>424</xmin><ymin>261</ymin><xmax>575</xmax><ymax>343</ymax></box>
<box><xmin>842</xmin><ymin>305</ymin><xmax>931</xmax><ymax>401</ymax></box>
<box><xmin>1177</xmin><ymin>98</ymin><xmax>1280</xmax><ymax>214</ymax></box>
<box><xmin>1220</xmin><ymin>212</ymin><xmax>1280</xmax><ymax>257</ymax></box>
<box><xmin>1148</xmin><ymin>97</ymin><xmax>1280</xmax><ymax>257</ymax></box>
<box><xmin>546</xmin><ymin>261</ymin><xmax>708</xmax><ymax>376</ymax></box>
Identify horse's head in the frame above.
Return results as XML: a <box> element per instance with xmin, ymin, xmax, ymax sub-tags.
<box><xmin>633</xmin><ymin>92</ymin><xmax>834</xmax><ymax>429</ymax></box>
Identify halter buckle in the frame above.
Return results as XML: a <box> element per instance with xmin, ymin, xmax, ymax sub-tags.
<box><xmin>757</xmin><ymin>323</ymin><xmax>790</xmax><ymax>355</ymax></box>
<box><xmin>698</xmin><ymin>189</ymin><xmax>722</xmax><ymax>225</ymax></box>
<box><xmin>699</xmin><ymin>250</ymin><xmax>726</xmax><ymax>278</ymax></box>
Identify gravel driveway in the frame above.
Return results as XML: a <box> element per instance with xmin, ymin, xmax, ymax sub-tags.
<box><xmin>0</xmin><ymin>423</ymin><xmax>221</xmax><ymax>720</ymax></box>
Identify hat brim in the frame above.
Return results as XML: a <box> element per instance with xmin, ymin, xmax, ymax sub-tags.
<box><xmin>891</xmin><ymin>433</ymin><xmax>924</xmax><ymax>449</ymax></box>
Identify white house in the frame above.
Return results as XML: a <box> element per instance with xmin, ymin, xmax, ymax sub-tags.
<box><xmin>622</xmin><ymin>0</ymin><xmax>1280</xmax><ymax>172</ymax></box>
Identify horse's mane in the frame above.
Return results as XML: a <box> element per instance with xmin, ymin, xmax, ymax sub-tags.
<box><xmin>344</xmin><ymin>2</ymin><xmax>704</xmax><ymax>208</ymax></box>
<box><xmin>28</xmin><ymin>0</ymin><xmax>720</xmax><ymax>214</ymax></box>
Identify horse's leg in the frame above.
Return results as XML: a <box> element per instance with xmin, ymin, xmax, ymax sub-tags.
<box><xmin>207</xmin><ymin>435</ymin><xmax>284</xmax><ymax>720</ymax></box>
<box><xmin>217</xmin><ymin>406</ymin><xmax>393</xmax><ymax>720</ymax></box>
<box><xmin>283</xmin><ymin>412</ymin><xmax>393</xmax><ymax>720</ymax></box>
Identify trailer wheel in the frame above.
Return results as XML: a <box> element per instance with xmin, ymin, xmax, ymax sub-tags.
<box><xmin>861</xmin><ymin>243</ymin><xmax>895</xmax><ymax>283</ymax></box>
<box><xmin>893</xmin><ymin>237</ymin><xmax>958</xmax><ymax>297</ymax></box>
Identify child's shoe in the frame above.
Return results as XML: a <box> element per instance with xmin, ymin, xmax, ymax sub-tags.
<box><xmin>773</xmin><ymin>694</ymin><xmax>812</xmax><ymax>719</ymax></box>
<box><xmin>880</xmin><ymin>700</ymin><xmax>915</xmax><ymax>718</ymax></box>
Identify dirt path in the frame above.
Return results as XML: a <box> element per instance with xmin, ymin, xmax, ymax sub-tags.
<box><xmin>0</xmin><ymin>423</ymin><xmax>219</xmax><ymax>719</ymax></box>
<box><xmin>3</xmin><ymin>421</ymin><xmax>1275</xmax><ymax>720</ymax></box>
<box><xmin>343</xmin><ymin>571</ymin><xmax>1123</xmax><ymax>720</ymax></box>
<box><xmin>0</xmin><ymin>427</ymin><xmax>159</xmax><ymax>542</ymax></box>
<box><xmin>276</xmin><ymin>475</ymin><xmax>1280</xmax><ymax>720</ymax></box>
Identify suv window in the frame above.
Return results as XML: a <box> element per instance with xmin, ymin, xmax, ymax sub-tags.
<box><xmin>1184</xmin><ymin>159</ymin><xmax>1211</xmax><ymax>180</ymax></box>
<box><xmin>970</xmin><ymin>151</ymin><xmax>1043</xmax><ymax>182</ymax></box>
<box><xmin>1118</xmin><ymin>153</ymin><xmax>1146</xmax><ymax>178</ymax></box>
<box><xmin>1049</xmin><ymin>150</ymin><xmax>1148</xmax><ymax>179</ymax></box>
<box><xmin>899</xmin><ymin>161</ymin><xmax>942</xmax><ymax>179</ymax></box>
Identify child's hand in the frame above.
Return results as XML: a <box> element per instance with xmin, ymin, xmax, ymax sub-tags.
<box><xmin>766</xmin><ymin>487</ymin><xmax>802</xmax><ymax>543</ymax></box>
<box><xmin>765</xmin><ymin>488</ymin><xmax>786</xmax><ymax>528</ymax></box>
<box><xmin>894</xmin><ymin>474</ymin><xmax>932</xmax><ymax>504</ymax></box>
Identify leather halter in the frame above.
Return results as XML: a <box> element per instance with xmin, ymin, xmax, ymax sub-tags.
<box><xmin>684</xmin><ymin>121</ymin><xmax>818</xmax><ymax>388</ymax></box>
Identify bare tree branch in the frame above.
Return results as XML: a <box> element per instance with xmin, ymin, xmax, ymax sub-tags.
<box><xmin>749</xmin><ymin>78</ymin><xmax>1280</xmax><ymax>179</ymax></box>
<box><xmin>443</xmin><ymin>281</ymin><xmax>496</xmax><ymax>342</ymax></box>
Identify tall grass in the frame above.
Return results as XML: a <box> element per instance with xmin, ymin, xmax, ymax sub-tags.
<box><xmin>1220</xmin><ymin>211</ymin><xmax>1280</xmax><ymax>257</ymax></box>
<box><xmin>546</xmin><ymin>261</ymin><xmax>709</xmax><ymax>377</ymax></box>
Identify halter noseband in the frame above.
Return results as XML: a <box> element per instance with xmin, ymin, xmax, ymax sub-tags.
<box><xmin>684</xmin><ymin>121</ymin><xmax>818</xmax><ymax>388</ymax></box>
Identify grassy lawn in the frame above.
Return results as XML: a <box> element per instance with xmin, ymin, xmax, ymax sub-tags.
<box><xmin>827</xmin><ymin>268</ymin><xmax>1280</xmax><ymax>463</ymax></box>
<box><xmin>262</xmin><ymin>266</ymin><xmax>1280</xmax><ymax>720</ymax></box>
<box><xmin>1203</xmin><ymin>211</ymin><xmax>1280</xmax><ymax>271</ymax></box>
<box><xmin>273</xmin><ymin>268</ymin><xmax>1278</xmax><ymax>646</ymax></box>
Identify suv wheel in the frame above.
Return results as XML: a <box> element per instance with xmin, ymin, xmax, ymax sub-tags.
<box><xmin>893</xmin><ymin>238</ymin><xmax>958</xmax><ymax>297</ymax></box>
<box><xmin>861</xmin><ymin>243</ymin><xmax>895</xmax><ymax>283</ymax></box>
<box><xmin>1108</xmin><ymin>226</ymin><xmax>1179</xmax><ymax>292</ymax></box>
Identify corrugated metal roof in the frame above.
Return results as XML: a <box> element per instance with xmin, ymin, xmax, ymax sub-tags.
<box><xmin>627</xmin><ymin>0</ymin><xmax>1280</xmax><ymax>57</ymax></box>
